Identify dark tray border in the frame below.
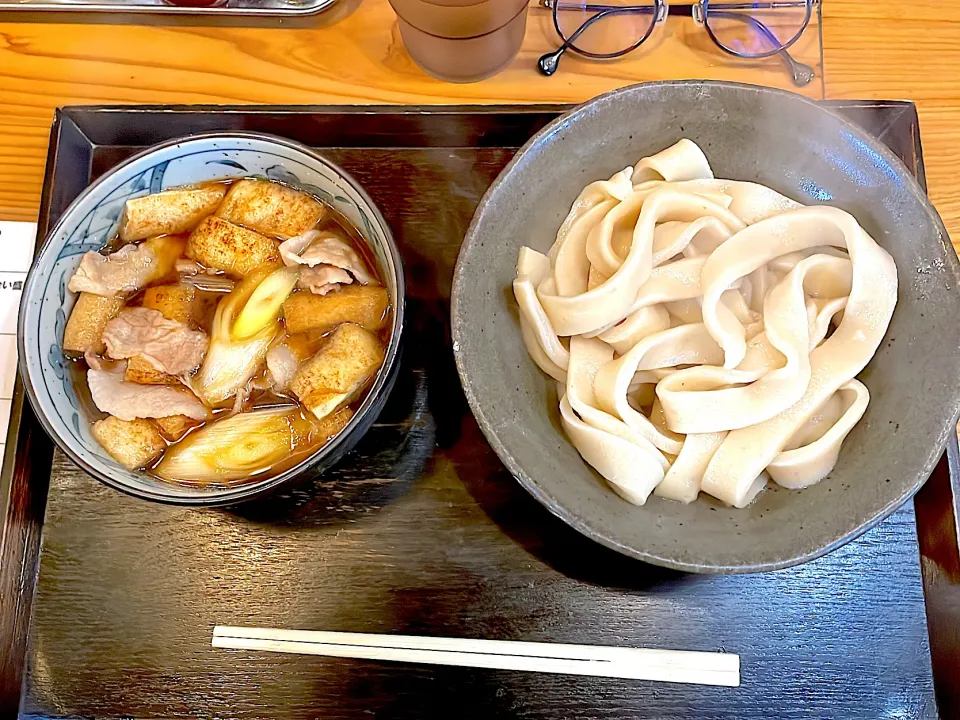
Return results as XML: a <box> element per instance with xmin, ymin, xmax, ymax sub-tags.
<box><xmin>2</xmin><ymin>102</ymin><xmax>957</xmax><ymax>717</ymax></box>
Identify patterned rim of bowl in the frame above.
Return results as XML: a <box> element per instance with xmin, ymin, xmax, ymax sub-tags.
<box><xmin>18</xmin><ymin>131</ymin><xmax>405</xmax><ymax>505</ymax></box>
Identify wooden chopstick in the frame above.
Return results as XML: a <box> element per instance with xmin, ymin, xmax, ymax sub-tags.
<box><xmin>212</xmin><ymin>627</ymin><xmax>740</xmax><ymax>687</ymax></box>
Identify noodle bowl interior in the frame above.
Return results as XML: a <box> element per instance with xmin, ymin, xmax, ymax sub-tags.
<box><xmin>514</xmin><ymin>139</ymin><xmax>898</xmax><ymax>508</ymax></box>
<box><xmin>64</xmin><ymin>177</ymin><xmax>391</xmax><ymax>487</ymax></box>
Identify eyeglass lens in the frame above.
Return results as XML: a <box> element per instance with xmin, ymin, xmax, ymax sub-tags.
<box><xmin>703</xmin><ymin>0</ymin><xmax>810</xmax><ymax>58</ymax></box>
<box><xmin>555</xmin><ymin>1</ymin><xmax>660</xmax><ymax>57</ymax></box>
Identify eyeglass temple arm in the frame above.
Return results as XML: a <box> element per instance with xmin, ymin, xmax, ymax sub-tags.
<box><xmin>707</xmin><ymin>8</ymin><xmax>814</xmax><ymax>86</ymax></box>
<box><xmin>537</xmin><ymin>7</ymin><xmax>624</xmax><ymax>75</ymax></box>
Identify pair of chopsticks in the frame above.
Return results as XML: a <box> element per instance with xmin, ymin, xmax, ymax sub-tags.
<box><xmin>212</xmin><ymin>626</ymin><xmax>740</xmax><ymax>687</ymax></box>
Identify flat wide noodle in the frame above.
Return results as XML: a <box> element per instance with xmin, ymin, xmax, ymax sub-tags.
<box><xmin>561</xmin><ymin>336</ymin><xmax>668</xmax><ymax>505</ymax></box>
<box><xmin>514</xmin><ymin>139</ymin><xmax>898</xmax><ymax>508</ymax></box>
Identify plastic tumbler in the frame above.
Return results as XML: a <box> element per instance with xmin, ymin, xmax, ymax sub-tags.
<box><xmin>388</xmin><ymin>0</ymin><xmax>530</xmax><ymax>82</ymax></box>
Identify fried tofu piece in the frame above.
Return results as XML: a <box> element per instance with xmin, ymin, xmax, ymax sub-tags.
<box><xmin>145</xmin><ymin>234</ymin><xmax>188</xmax><ymax>278</ymax></box>
<box><xmin>154</xmin><ymin>414</ymin><xmax>198</xmax><ymax>442</ymax></box>
<box><xmin>119</xmin><ymin>185</ymin><xmax>227</xmax><ymax>243</ymax></box>
<box><xmin>282</xmin><ymin>286</ymin><xmax>389</xmax><ymax>335</ymax></box>
<box><xmin>92</xmin><ymin>416</ymin><xmax>166</xmax><ymax>470</ymax></box>
<box><xmin>140</xmin><ymin>283</ymin><xmax>204</xmax><ymax>327</ymax></box>
<box><xmin>315</xmin><ymin>406</ymin><xmax>355</xmax><ymax>441</ymax></box>
<box><xmin>290</xmin><ymin>323</ymin><xmax>385</xmax><ymax>421</ymax></box>
<box><xmin>217</xmin><ymin>179</ymin><xmax>326</xmax><ymax>239</ymax></box>
<box><xmin>63</xmin><ymin>292</ymin><xmax>126</xmax><ymax>354</ymax></box>
<box><xmin>124</xmin><ymin>356</ymin><xmax>179</xmax><ymax>386</ymax></box>
<box><xmin>186</xmin><ymin>217</ymin><xmax>281</xmax><ymax>278</ymax></box>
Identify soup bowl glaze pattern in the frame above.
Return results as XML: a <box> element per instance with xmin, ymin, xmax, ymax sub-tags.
<box><xmin>19</xmin><ymin>132</ymin><xmax>404</xmax><ymax>505</ymax></box>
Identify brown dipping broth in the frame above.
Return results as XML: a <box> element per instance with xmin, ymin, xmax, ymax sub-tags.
<box><xmin>68</xmin><ymin>177</ymin><xmax>392</xmax><ymax>487</ymax></box>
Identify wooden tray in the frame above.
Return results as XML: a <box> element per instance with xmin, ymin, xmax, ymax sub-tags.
<box><xmin>2</xmin><ymin>102</ymin><xmax>958</xmax><ymax>719</ymax></box>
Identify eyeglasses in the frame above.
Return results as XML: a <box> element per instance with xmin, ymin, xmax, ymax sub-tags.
<box><xmin>537</xmin><ymin>0</ymin><xmax>816</xmax><ymax>87</ymax></box>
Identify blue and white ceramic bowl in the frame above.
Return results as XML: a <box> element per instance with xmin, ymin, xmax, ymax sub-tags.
<box><xmin>18</xmin><ymin>132</ymin><xmax>405</xmax><ymax>506</ymax></box>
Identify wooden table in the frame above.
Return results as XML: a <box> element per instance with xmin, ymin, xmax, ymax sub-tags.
<box><xmin>1</xmin><ymin>3</ymin><xmax>960</xmax><ymax>718</ymax></box>
<box><xmin>0</xmin><ymin>0</ymin><xmax>958</xmax><ymax>253</ymax></box>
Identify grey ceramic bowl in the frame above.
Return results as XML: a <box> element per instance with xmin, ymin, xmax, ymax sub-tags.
<box><xmin>19</xmin><ymin>132</ymin><xmax>404</xmax><ymax>506</ymax></box>
<box><xmin>452</xmin><ymin>81</ymin><xmax>960</xmax><ymax>573</ymax></box>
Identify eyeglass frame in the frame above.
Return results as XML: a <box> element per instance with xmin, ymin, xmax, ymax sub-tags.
<box><xmin>539</xmin><ymin>0</ymin><xmax>815</xmax><ymax>81</ymax></box>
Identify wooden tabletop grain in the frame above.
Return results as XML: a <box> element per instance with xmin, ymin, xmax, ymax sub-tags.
<box><xmin>0</xmin><ymin>5</ymin><xmax>959</xmax><ymax>717</ymax></box>
<box><xmin>0</xmin><ymin>0</ymin><xmax>958</xmax><ymax>253</ymax></box>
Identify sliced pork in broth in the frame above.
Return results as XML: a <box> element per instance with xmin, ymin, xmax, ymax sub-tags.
<box><xmin>64</xmin><ymin>177</ymin><xmax>391</xmax><ymax>487</ymax></box>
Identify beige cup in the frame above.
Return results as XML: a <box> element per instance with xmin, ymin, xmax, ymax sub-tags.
<box><xmin>389</xmin><ymin>0</ymin><xmax>529</xmax><ymax>82</ymax></box>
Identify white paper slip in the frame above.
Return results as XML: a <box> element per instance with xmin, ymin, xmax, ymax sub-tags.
<box><xmin>0</xmin><ymin>221</ymin><xmax>38</xmax><ymax>274</ymax></box>
<box><xmin>0</xmin><ymin>221</ymin><xmax>38</xmax><ymax>464</ymax></box>
<box><xmin>0</xmin><ymin>334</ymin><xmax>16</xmax><ymax>398</ymax></box>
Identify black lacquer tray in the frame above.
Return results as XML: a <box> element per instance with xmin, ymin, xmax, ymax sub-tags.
<box><xmin>1</xmin><ymin>102</ymin><xmax>957</xmax><ymax>719</ymax></box>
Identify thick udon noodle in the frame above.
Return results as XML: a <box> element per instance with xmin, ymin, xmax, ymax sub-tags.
<box><xmin>514</xmin><ymin>140</ymin><xmax>898</xmax><ymax>508</ymax></box>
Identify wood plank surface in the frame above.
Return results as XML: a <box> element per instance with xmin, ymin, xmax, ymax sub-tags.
<box><xmin>4</xmin><ymin>0</ymin><xmax>820</xmax><ymax>220</ymax></box>
<box><xmin>822</xmin><ymin>0</ymin><xmax>960</xmax><ymax>256</ymax></box>
<box><xmin>0</xmin><ymin>4</ymin><xmax>958</xmax><ymax>718</ymax></box>
<box><xmin>1</xmin><ymin>0</ymin><xmax>955</xmax><ymax>253</ymax></box>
